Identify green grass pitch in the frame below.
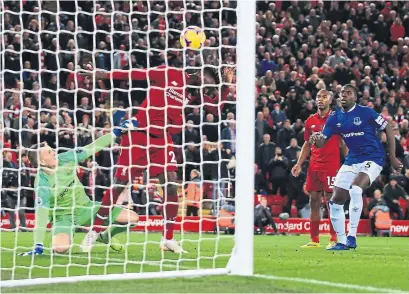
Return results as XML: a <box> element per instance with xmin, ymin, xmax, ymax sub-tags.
<box><xmin>1</xmin><ymin>232</ymin><xmax>408</xmax><ymax>293</ymax></box>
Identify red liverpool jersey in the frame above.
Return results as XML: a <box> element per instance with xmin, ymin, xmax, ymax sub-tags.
<box><xmin>108</xmin><ymin>65</ymin><xmax>188</xmax><ymax>138</ymax></box>
<box><xmin>304</xmin><ymin>111</ymin><xmax>341</xmax><ymax>172</ymax></box>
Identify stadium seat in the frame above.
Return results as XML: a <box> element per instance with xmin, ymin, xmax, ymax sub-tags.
<box><xmin>271</xmin><ymin>205</ymin><xmax>283</xmax><ymax>217</ymax></box>
<box><xmin>270</xmin><ymin>195</ymin><xmax>282</xmax><ymax>206</ymax></box>
<box><xmin>290</xmin><ymin>206</ymin><xmax>298</xmax><ymax>218</ymax></box>
<box><xmin>281</xmin><ymin>195</ymin><xmax>289</xmax><ymax>207</ymax></box>
<box><xmin>399</xmin><ymin>199</ymin><xmax>409</xmax><ymax>216</ymax></box>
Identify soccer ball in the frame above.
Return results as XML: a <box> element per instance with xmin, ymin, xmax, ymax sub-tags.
<box><xmin>180</xmin><ymin>26</ymin><xmax>206</xmax><ymax>49</ymax></box>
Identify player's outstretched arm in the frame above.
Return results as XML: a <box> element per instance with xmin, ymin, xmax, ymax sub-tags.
<box><xmin>82</xmin><ymin>65</ymin><xmax>165</xmax><ymax>82</ymax></box>
<box><xmin>58</xmin><ymin>118</ymin><xmax>139</xmax><ymax>165</ymax></box>
<box><xmin>19</xmin><ymin>185</ymin><xmax>51</xmax><ymax>256</ymax></box>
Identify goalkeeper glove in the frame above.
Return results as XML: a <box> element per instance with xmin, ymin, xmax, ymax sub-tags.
<box><xmin>19</xmin><ymin>243</ymin><xmax>44</xmax><ymax>256</ymax></box>
<box><xmin>112</xmin><ymin>118</ymin><xmax>139</xmax><ymax>137</ymax></box>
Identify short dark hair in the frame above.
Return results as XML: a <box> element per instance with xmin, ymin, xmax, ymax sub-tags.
<box><xmin>27</xmin><ymin>142</ymin><xmax>47</xmax><ymax>168</ymax></box>
<box><xmin>343</xmin><ymin>84</ymin><xmax>358</xmax><ymax>98</ymax></box>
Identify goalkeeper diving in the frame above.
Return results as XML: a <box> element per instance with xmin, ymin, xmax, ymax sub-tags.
<box><xmin>19</xmin><ymin>118</ymin><xmax>139</xmax><ymax>256</ymax></box>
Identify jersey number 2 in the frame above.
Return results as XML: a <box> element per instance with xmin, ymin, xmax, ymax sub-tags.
<box><xmin>327</xmin><ymin>176</ymin><xmax>335</xmax><ymax>188</ymax></box>
<box><xmin>169</xmin><ymin>151</ymin><xmax>177</xmax><ymax>163</ymax></box>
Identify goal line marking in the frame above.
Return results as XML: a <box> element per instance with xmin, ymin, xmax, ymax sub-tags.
<box><xmin>253</xmin><ymin>274</ymin><xmax>406</xmax><ymax>293</ymax></box>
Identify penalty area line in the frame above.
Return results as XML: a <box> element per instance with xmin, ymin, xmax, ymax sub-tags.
<box><xmin>253</xmin><ymin>274</ymin><xmax>406</xmax><ymax>293</ymax></box>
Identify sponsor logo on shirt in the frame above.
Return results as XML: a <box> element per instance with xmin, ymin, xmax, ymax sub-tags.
<box><xmin>165</xmin><ymin>88</ymin><xmax>184</xmax><ymax>104</ymax></box>
<box><xmin>342</xmin><ymin>132</ymin><xmax>364</xmax><ymax>138</ymax></box>
<box><xmin>336</xmin><ymin>123</ymin><xmax>341</xmax><ymax>127</ymax></box>
<box><xmin>59</xmin><ymin>179</ymin><xmax>75</xmax><ymax>197</ymax></box>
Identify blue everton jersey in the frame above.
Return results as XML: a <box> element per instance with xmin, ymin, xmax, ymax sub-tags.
<box><xmin>322</xmin><ymin>104</ymin><xmax>387</xmax><ymax>166</ymax></box>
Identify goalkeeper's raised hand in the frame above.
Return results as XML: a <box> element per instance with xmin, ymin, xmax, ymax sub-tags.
<box><xmin>18</xmin><ymin>244</ymin><xmax>43</xmax><ymax>256</ymax></box>
<box><xmin>112</xmin><ymin>118</ymin><xmax>139</xmax><ymax>137</ymax></box>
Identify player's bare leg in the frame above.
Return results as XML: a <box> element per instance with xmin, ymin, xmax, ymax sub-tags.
<box><xmin>81</xmin><ymin>178</ymin><xmax>128</xmax><ymax>252</ymax></box>
<box><xmin>324</xmin><ymin>191</ymin><xmax>337</xmax><ymax>248</ymax></box>
<box><xmin>158</xmin><ymin>171</ymin><xmax>187</xmax><ymax>253</ymax></box>
<box><xmin>52</xmin><ymin>233</ymin><xmax>71</xmax><ymax>254</ymax></box>
<box><xmin>301</xmin><ymin>191</ymin><xmax>322</xmax><ymax>248</ymax></box>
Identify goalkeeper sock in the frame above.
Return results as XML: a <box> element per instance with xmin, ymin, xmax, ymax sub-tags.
<box><xmin>163</xmin><ymin>192</ymin><xmax>179</xmax><ymax>240</ymax></box>
<box><xmin>348</xmin><ymin>185</ymin><xmax>363</xmax><ymax>237</ymax></box>
<box><xmin>93</xmin><ymin>188</ymin><xmax>122</xmax><ymax>233</ymax></box>
<box><xmin>329</xmin><ymin>201</ymin><xmax>346</xmax><ymax>245</ymax></box>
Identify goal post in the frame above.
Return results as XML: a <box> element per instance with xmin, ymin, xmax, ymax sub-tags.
<box><xmin>0</xmin><ymin>0</ymin><xmax>255</xmax><ymax>287</ymax></box>
<box><xmin>227</xmin><ymin>0</ymin><xmax>255</xmax><ymax>276</ymax></box>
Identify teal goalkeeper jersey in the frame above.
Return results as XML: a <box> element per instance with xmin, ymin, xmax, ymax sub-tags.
<box><xmin>33</xmin><ymin>133</ymin><xmax>115</xmax><ymax>244</ymax></box>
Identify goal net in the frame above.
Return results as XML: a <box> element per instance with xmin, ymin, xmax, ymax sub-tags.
<box><xmin>1</xmin><ymin>0</ymin><xmax>254</xmax><ymax>287</ymax></box>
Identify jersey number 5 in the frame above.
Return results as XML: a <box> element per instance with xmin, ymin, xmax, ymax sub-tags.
<box><xmin>327</xmin><ymin>176</ymin><xmax>335</xmax><ymax>188</ymax></box>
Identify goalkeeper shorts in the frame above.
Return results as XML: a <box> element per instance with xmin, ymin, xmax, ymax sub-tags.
<box><xmin>51</xmin><ymin>202</ymin><xmax>123</xmax><ymax>236</ymax></box>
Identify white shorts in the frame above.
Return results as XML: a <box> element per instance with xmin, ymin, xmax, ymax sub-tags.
<box><xmin>334</xmin><ymin>161</ymin><xmax>383</xmax><ymax>191</ymax></box>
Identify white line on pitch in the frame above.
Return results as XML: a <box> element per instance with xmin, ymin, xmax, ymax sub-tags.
<box><xmin>253</xmin><ymin>274</ymin><xmax>407</xmax><ymax>293</ymax></box>
<box><xmin>46</xmin><ymin>253</ymin><xmax>193</xmax><ymax>270</ymax></box>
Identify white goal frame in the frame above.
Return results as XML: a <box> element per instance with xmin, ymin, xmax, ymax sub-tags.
<box><xmin>1</xmin><ymin>0</ymin><xmax>255</xmax><ymax>288</ymax></box>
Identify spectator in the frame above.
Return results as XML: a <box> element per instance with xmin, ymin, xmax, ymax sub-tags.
<box><xmin>328</xmin><ymin>49</ymin><xmax>346</xmax><ymax>68</ymax></box>
<box><xmin>221</xmin><ymin>119</ymin><xmax>236</xmax><ymax>154</ymax></box>
<box><xmin>59</xmin><ymin>115</ymin><xmax>75</xmax><ymax>149</ymax></box>
<box><xmin>256</xmin><ymin>134</ymin><xmax>276</xmax><ymax>176</ymax></box>
<box><xmin>78</xmin><ymin>114</ymin><xmax>93</xmax><ymax>147</ymax></box>
<box><xmin>285</xmin><ymin>138</ymin><xmax>302</xmax><ymax>162</ymax></box>
<box><xmin>202</xmin><ymin>113</ymin><xmax>218</xmax><ymax>143</ymax></box>
<box><xmin>81</xmin><ymin>161</ymin><xmax>109</xmax><ymax>202</ymax></box>
<box><xmin>383</xmin><ymin>177</ymin><xmax>409</xmax><ymax>219</ymax></box>
<box><xmin>255</xmin><ymin>111</ymin><xmax>269</xmax><ymax>147</ymax></box>
<box><xmin>254</xmin><ymin>197</ymin><xmax>277</xmax><ymax>235</ymax></box>
<box><xmin>390</xmin><ymin>18</ymin><xmax>405</xmax><ymax>43</ymax></box>
<box><xmin>368</xmin><ymin>189</ymin><xmax>392</xmax><ymax>236</ymax></box>
<box><xmin>254</xmin><ymin>164</ymin><xmax>268</xmax><ymax>194</ymax></box>
<box><xmin>277</xmin><ymin>119</ymin><xmax>296</xmax><ymax>150</ymax></box>
<box><xmin>268</xmin><ymin>147</ymin><xmax>289</xmax><ymax>196</ymax></box>
<box><xmin>184</xmin><ymin>120</ymin><xmax>200</xmax><ymax>144</ymax></box>
<box><xmin>2</xmin><ymin>151</ymin><xmax>26</xmax><ymax>230</ymax></box>
<box><xmin>270</xmin><ymin>103</ymin><xmax>287</xmax><ymax>130</ymax></box>
<box><xmin>185</xmin><ymin>169</ymin><xmax>202</xmax><ymax>217</ymax></box>
<box><xmin>21</xmin><ymin>117</ymin><xmax>35</xmax><ymax>148</ymax></box>
<box><xmin>184</xmin><ymin>142</ymin><xmax>200</xmax><ymax>182</ymax></box>
<box><xmin>259</xmin><ymin>52</ymin><xmax>277</xmax><ymax>76</ymax></box>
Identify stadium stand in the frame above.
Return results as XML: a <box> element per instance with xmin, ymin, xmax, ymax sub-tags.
<box><xmin>1</xmin><ymin>0</ymin><xmax>409</xmax><ymax>222</ymax></box>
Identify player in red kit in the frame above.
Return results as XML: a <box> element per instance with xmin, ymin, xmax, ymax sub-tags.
<box><xmin>80</xmin><ymin>66</ymin><xmax>234</xmax><ymax>253</ymax></box>
<box><xmin>291</xmin><ymin>89</ymin><xmax>348</xmax><ymax>249</ymax></box>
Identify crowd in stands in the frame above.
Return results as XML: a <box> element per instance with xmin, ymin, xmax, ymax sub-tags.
<box><xmin>1</xmin><ymin>1</ymin><xmax>409</xmax><ymax>222</ymax></box>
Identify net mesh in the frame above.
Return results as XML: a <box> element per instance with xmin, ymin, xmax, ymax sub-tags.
<box><xmin>1</xmin><ymin>0</ymin><xmax>237</xmax><ymax>282</ymax></box>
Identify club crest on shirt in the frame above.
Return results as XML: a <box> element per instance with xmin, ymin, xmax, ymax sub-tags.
<box><xmin>353</xmin><ymin>117</ymin><xmax>362</xmax><ymax>126</ymax></box>
<box><xmin>36</xmin><ymin>197</ymin><xmax>43</xmax><ymax>206</ymax></box>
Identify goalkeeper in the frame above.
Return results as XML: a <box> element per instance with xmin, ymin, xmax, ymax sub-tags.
<box><xmin>19</xmin><ymin>118</ymin><xmax>139</xmax><ymax>256</ymax></box>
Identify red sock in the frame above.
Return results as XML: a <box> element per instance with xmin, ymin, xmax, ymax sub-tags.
<box><xmin>327</xmin><ymin>210</ymin><xmax>337</xmax><ymax>242</ymax></box>
<box><xmin>310</xmin><ymin>220</ymin><xmax>320</xmax><ymax>243</ymax></box>
<box><xmin>93</xmin><ymin>187</ymin><xmax>122</xmax><ymax>233</ymax></box>
<box><xmin>163</xmin><ymin>192</ymin><xmax>178</xmax><ymax>240</ymax></box>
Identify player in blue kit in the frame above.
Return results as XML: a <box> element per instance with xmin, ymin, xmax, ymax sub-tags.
<box><xmin>311</xmin><ymin>84</ymin><xmax>402</xmax><ymax>250</ymax></box>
